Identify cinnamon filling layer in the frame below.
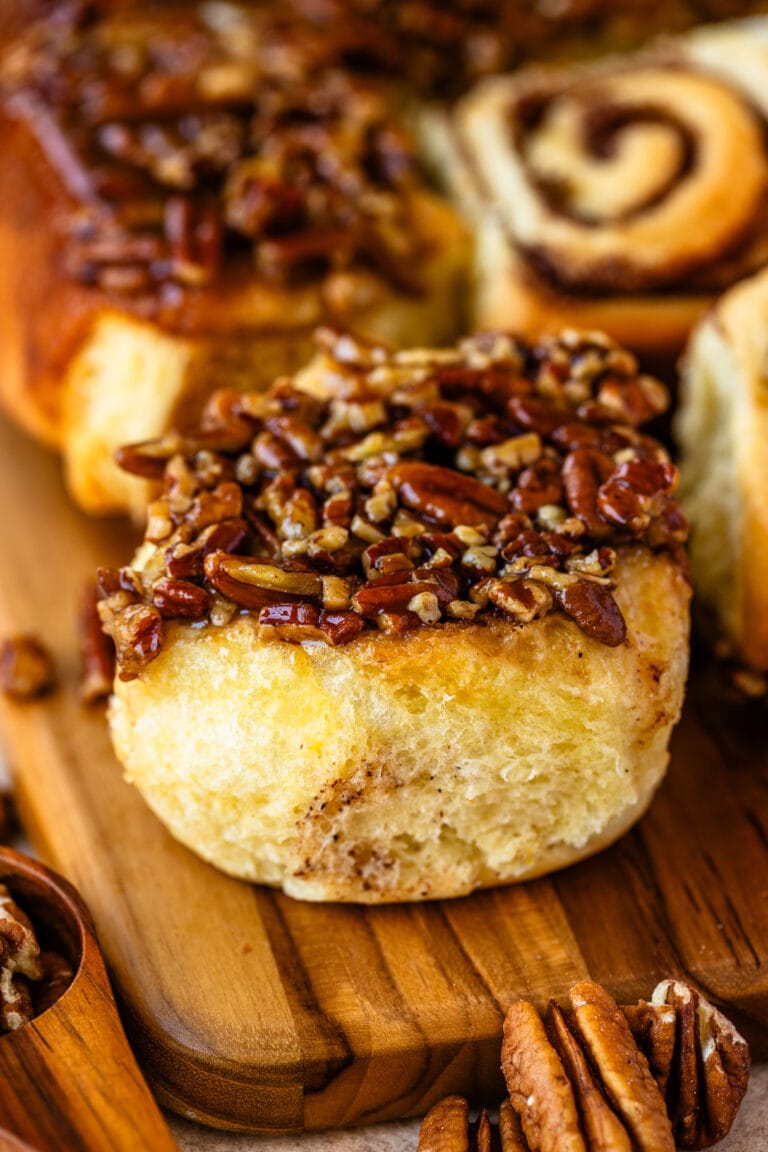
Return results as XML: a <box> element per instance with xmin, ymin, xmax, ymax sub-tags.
<box><xmin>458</xmin><ymin>59</ymin><xmax>768</xmax><ymax>296</ymax></box>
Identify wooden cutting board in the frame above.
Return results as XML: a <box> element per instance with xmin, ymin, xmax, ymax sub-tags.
<box><xmin>0</xmin><ymin>413</ymin><xmax>766</xmax><ymax>1135</ymax></box>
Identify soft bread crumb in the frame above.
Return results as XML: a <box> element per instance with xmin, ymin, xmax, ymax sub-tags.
<box><xmin>109</xmin><ymin>547</ymin><xmax>690</xmax><ymax>902</ymax></box>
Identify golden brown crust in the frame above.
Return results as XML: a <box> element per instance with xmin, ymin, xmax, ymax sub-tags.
<box><xmin>424</xmin><ymin>24</ymin><xmax>768</xmax><ymax>364</ymax></box>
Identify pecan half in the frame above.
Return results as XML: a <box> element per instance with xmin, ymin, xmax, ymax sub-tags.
<box><xmin>78</xmin><ymin>583</ymin><xmax>116</xmax><ymax>704</ymax></box>
<box><xmin>352</xmin><ymin>579</ymin><xmax>442</xmax><ymax>619</ymax></box>
<box><xmin>152</xmin><ymin>578</ymin><xmax>212</xmax><ymax>620</ymax></box>
<box><xmin>389</xmin><ymin>462</ymin><xmax>508</xmax><ymax>529</ymax></box>
<box><xmin>597</xmin><ymin>459</ymin><xmax>677</xmax><ymax>536</ymax></box>
<box><xmin>562</xmin><ymin>449</ymin><xmax>614</xmax><ymax>538</ymax></box>
<box><xmin>568</xmin><ymin>980</ymin><xmax>674</xmax><ymax>1152</ymax></box>
<box><xmin>203</xmin><ymin>552</ymin><xmax>324</xmax><ymax>615</ymax></box>
<box><xmin>638</xmin><ymin>980</ymin><xmax>751</xmax><ymax>1149</ymax></box>
<box><xmin>555</xmin><ymin>582</ymin><xmax>626</xmax><ymax>647</ymax></box>
<box><xmin>502</xmin><ymin>1000</ymin><xmax>586</xmax><ymax>1152</ymax></box>
<box><xmin>546</xmin><ymin>1001</ymin><xmax>633</xmax><ymax>1152</ymax></box>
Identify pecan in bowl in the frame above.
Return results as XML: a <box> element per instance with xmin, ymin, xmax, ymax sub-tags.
<box><xmin>0</xmin><ymin>878</ymin><xmax>74</xmax><ymax>1031</ymax></box>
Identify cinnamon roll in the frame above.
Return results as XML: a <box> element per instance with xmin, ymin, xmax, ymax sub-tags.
<box><xmin>0</xmin><ymin>2</ymin><xmax>468</xmax><ymax>517</ymax></box>
<box><xmin>676</xmin><ymin>267</ymin><xmax>768</xmax><ymax>674</ymax></box>
<box><xmin>423</xmin><ymin>23</ymin><xmax>768</xmax><ymax>365</ymax></box>
<box><xmin>100</xmin><ymin>328</ymin><xmax>690</xmax><ymax>902</ymax></box>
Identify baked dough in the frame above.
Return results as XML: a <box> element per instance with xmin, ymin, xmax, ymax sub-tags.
<box><xmin>109</xmin><ymin>546</ymin><xmax>690</xmax><ymax>901</ymax></box>
<box><xmin>0</xmin><ymin>2</ymin><xmax>468</xmax><ymax>517</ymax></box>
<box><xmin>100</xmin><ymin>328</ymin><xmax>690</xmax><ymax>901</ymax></box>
<box><xmin>421</xmin><ymin>22</ymin><xmax>768</xmax><ymax>366</ymax></box>
<box><xmin>676</xmin><ymin>267</ymin><xmax>768</xmax><ymax>672</ymax></box>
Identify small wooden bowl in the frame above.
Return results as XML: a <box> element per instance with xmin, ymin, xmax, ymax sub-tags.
<box><xmin>0</xmin><ymin>846</ymin><xmax>176</xmax><ymax>1152</ymax></box>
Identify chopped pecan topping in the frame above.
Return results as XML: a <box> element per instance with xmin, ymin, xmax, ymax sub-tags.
<box><xmin>0</xmin><ymin>634</ymin><xmax>56</xmax><ymax>700</ymax></box>
<box><xmin>418</xmin><ymin>977</ymin><xmax>749</xmax><ymax>1152</ymax></box>
<box><xmin>102</xmin><ymin>328</ymin><xmax>686</xmax><ymax>672</ymax></box>
<box><xmin>2</xmin><ymin>3</ymin><xmax>425</xmax><ymax>301</ymax></box>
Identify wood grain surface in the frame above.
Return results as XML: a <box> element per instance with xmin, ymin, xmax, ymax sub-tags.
<box><xmin>0</xmin><ymin>413</ymin><xmax>766</xmax><ymax>1134</ymax></box>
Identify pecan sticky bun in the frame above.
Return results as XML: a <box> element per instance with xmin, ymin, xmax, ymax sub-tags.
<box><xmin>1</xmin><ymin>2</ymin><xmax>426</xmax><ymax>303</ymax></box>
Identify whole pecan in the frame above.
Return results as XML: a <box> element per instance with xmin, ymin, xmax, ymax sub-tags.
<box><xmin>555</xmin><ymin>582</ymin><xmax>626</xmax><ymax>647</ymax></box>
<box><xmin>152</xmin><ymin>578</ymin><xmax>212</xmax><ymax>620</ymax></box>
<box><xmin>561</xmin><ymin>449</ymin><xmax>615</xmax><ymax>538</ymax></box>
<box><xmin>389</xmin><ymin>462</ymin><xmax>508</xmax><ymax>529</ymax></box>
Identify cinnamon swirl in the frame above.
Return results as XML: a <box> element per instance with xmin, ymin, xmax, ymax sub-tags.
<box><xmin>676</xmin><ymin>267</ymin><xmax>768</xmax><ymax>674</ymax></box>
<box><xmin>423</xmin><ymin>23</ymin><xmax>768</xmax><ymax>366</ymax></box>
<box><xmin>0</xmin><ymin>2</ymin><xmax>468</xmax><ymax>517</ymax></box>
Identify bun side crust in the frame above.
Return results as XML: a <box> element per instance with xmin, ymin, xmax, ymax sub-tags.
<box><xmin>677</xmin><ymin>268</ymin><xmax>768</xmax><ymax>670</ymax></box>
<box><xmin>109</xmin><ymin>547</ymin><xmax>690</xmax><ymax>902</ymax></box>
